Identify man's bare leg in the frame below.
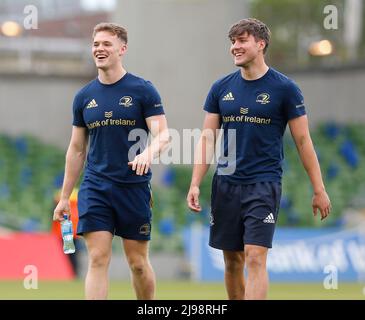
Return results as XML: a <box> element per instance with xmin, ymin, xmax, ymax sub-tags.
<box><xmin>223</xmin><ymin>250</ymin><xmax>245</xmax><ymax>299</ymax></box>
<box><xmin>244</xmin><ymin>244</ymin><xmax>269</xmax><ymax>300</ymax></box>
<box><xmin>123</xmin><ymin>239</ymin><xmax>156</xmax><ymax>299</ymax></box>
<box><xmin>84</xmin><ymin>231</ymin><xmax>113</xmax><ymax>299</ymax></box>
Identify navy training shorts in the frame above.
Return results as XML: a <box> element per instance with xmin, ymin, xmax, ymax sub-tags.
<box><xmin>77</xmin><ymin>174</ymin><xmax>153</xmax><ymax>240</ymax></box>
<box><xmin>209</xmin><ymin>174</ymin><xmax>281</xmax><ymax>251</ymax></box>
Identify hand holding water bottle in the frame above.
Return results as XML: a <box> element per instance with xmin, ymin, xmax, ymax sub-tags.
<box><xmin>53</xmin><ymin>198</ymin><xmax>70</xmax><ymax>222</ymax></box>
<box><xmin>61</xmin><ymin>214</ymin><xmax>75</xmax><ymax>254</ymax></box>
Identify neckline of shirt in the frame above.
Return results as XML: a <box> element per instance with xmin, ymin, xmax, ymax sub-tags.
<box><xmin>97</xmin><ymin>72</ymin><xmax>130</xmax><ymax>87</ymax></box>
<box><xmin>238</xmin><ymin>67</ymin><xmax>272</xmax><ymax>84</ymax></box>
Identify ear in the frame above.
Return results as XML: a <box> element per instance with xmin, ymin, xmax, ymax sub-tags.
<box><xmin>258</xmin><ymin>39</ymin><xmax>266</xmax><ymax>52</ymax></box>
<box><xmin>119</xmin><ymin>43</ymin><xmax>127</xmax><ymax>56</ymax></box>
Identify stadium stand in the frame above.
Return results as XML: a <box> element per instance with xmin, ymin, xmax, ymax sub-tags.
<box><xmin>157</xmin><ymin>122</ymin><xmax>365</xmax><ymax>234</ymax></box>
<box><xmin>0</xmin><ymin>122</ymin><xmax>365</xmax><ymax>252</ymax></box>
<box><xmin>0</xmin><ymin>134</ymin><xmax>65</xmax><ymax>231</ymax></box>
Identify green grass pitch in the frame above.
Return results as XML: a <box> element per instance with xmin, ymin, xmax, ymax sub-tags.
<box><xmin>0</xmin><ymin>280</ymin><xmax>364</xmax><ymax>300</ymax></box>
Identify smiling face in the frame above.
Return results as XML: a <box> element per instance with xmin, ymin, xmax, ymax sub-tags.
<box><xmin>230</xmin><ymin>32</ymin><xmax>266</xmax><ymax>68</ymax></box>
<box><xmin>92</xmin><ymin>31</ymin><xmax>127</xmax><ymax>71</ymax></box>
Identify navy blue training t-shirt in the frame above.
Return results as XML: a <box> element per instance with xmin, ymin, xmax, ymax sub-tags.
<box><xmin>73</xmin><ymin>72</ymin><xmax>165</xmax><ymax>184</ymax></box>
<box><xmin>204</xmin><ymin>67</ymin><xmax>306</xmax><ymax>184</ymax></box>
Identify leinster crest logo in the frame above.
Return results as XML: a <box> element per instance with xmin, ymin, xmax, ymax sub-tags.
<box><xmin>119</xmin><ymin>96</ymin><xmax>133</xmax><ymax>107</ymax></box>
<box><xmin>256</xmin><ymin>93</ymin><xmax>270</xmax><ymax>105</ymax></box>
<box><xmin>139</xmin><ymin>223</ymin><xmax>151</xmax><ymax>236</ymax></box>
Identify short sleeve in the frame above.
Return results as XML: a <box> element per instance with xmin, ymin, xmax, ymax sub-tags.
<box><xmin>283</xmin><ymin>80</ymin><xmax>306</xmax><ymax>120</ymax></box>
<box><xmin>142</xmin><ymin>81</ymin><xmax>165</xmax><ymax>118</ymax></box>
<box><xmin>72</xmin><ymin>92</ymin><xmax>86</xmax><ymax>127</ymax></box>
<box><xmin>203</xmin><ymin>82</ymin><xmax>220</xmax><ymax>114</ymax></box>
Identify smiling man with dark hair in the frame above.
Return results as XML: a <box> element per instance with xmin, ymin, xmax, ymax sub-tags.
<box><xmin>187</xmin><ymin>18</ymin><xmax>331</xmax><ymax>300</ymax></box>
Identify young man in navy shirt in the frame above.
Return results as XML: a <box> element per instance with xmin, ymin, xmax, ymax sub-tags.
<box><xmin>53</xmin><ymin>23</ymin><xmax>169</xmax><ymax>300</ymax></box>
<box><xmin>187</xmin><ymin>18</ymin><xmax>331</xmax><ymax>299</ymax></box>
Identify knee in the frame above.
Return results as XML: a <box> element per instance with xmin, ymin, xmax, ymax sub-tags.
<box><xmin>224</xmin><ymin>255</ymin><xmax>244</xmax><ymax>274</ymax></box>
<box><xmin>88</xmin><ymin>249</ymin><xmax>111</xmax><ymax>269</ymax></box>
<box><xmin>128</xmin><ymin>257</ymin><xmax>149</xmax><ymax>276</ymax></box>
<box><xmin>245</xmin><ymin>249</ymin><xmax>266</xmax><ymax>270</ymax></box>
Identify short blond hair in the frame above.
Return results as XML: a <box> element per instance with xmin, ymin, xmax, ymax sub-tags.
<box><xmin>93</xmin><ymin>22</ymin><xmax>128</xmax><ymax>43</ymax></box>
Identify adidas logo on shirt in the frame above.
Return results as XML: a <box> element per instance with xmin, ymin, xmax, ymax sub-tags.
<box><xmin>86</xmin><ymin>99</ymin><xmax>98</xmax><ymax>109</ymax></box>
<box><xmin>222</xmin><ymin>92</ymin><xmax>234</xmax><ymax>101</ymax></box>
<box><xmin>263</xmin><ymin>213</ymin><xmax>275</xmax><ymax>224</ymax></box>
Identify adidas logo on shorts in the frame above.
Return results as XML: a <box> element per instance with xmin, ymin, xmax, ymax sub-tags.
<box><xmin>263</xmin><ymin>213</ymin><xmax>275</xmax><ymax>224</ymax></box>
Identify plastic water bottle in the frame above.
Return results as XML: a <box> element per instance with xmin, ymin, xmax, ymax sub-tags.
<box><xmin>61</xmin><ymin>214</ymin><xmax>75</xmax><ymax>254</ymax></box>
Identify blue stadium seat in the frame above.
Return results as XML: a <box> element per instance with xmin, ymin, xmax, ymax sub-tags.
<box><xmin>340</xmin><ymin>140</ymin><xmax>359</xmax><ymax>168</ymax></box>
